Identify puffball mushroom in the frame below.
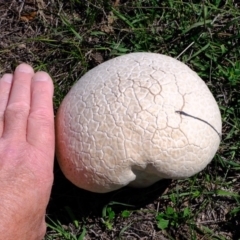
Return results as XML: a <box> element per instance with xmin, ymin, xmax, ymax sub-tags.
<box><xmin>56</xmin><ymin>52</ymin><xmax>222</xmax><ymax>193</ymax></box>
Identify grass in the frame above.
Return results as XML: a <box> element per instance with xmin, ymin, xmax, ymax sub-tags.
<box><xmin>0</xmin><ymin>0</ymin><xmax>240</xmax><ymax>239</ymax></box>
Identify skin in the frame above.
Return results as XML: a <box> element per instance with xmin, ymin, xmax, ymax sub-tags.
<box><xmin>0</xmin><ymin>64</ymin><xmax>54</xmax><ymax>239</ymax></box>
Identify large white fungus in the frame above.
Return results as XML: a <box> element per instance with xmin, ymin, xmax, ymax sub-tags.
<box><xmin>56</xmin><ymin>52</ymin><xmax>222</xmax><ymax>193</ymax></box>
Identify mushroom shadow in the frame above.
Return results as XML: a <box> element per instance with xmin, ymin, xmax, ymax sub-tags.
<box><xmin>46</xmin><ymin>159</ymin><xmax>171</xmax><ymax>224</ymax></box>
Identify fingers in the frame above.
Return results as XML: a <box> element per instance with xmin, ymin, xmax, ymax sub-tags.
<box><xmin>0</xmin><ymin>74</ymin><xmax>13</xmax><ymax>136</ymax></box>
<box><xmin>27</xmin><ymin>71</ymin><xmax>55</xmax><ymax>156</ymax></box>
<box><xmin>3</xmin><ymin>64</ymin><xmax>34</xmax><ymax>139</ymax></box>
<box><xmin>1</xmin><ymin>64</ymin><xmax>55</xmax><ymax>158</ymax></box>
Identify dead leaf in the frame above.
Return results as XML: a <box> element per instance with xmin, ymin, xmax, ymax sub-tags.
<box><xmin>20</xmin><ymin>11</ymin><xmax>37</xmax><ymax>22</ymax></box>
<box><xmin>113</xmin><ymin>0</ymin><xmax>120</xmax><ymax>7</ymax></box>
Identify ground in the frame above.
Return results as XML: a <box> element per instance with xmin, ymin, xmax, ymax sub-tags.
<box><xmin>0</xmin><ymin>1</ymin><xmax>239</xmax><ymax>239</ymax></box>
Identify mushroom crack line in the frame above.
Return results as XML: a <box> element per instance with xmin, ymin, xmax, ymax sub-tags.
<box><xmin>175</xmin><ymin>110</ymin><xmax>221</xmax><ymax>139</ymax></box>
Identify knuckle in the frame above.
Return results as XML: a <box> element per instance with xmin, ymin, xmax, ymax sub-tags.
<box><xmin>5</xmin><ymin>102</ymin><xmax>30</xmax><ymax>119</ymax></box>
<box><xmin>28</xmin><ymin>108</ymin><xmax>53</xmax><ymax>127</ymax></box>
<box><xmin>29</xmin><ymin>108</ymin><xmax>51</xmax><ymax>120</ymax></box>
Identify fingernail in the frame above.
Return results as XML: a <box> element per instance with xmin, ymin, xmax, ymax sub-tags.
<box><xmin>33</xmin><ymin>72</ymin><xmax>50</xmax><ymax>81</ymax></box>
<box><xmin>1</xmin><ymin>74</ymin><xmax>13</xmax><ymax>83</ymax></box>
<box><xmin>16</xmin><ymin>63</ymin><xmax>33</xmax><ymax>73</ymax></box>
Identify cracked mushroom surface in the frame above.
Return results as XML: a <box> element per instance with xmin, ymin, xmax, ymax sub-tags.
<box><xmin>56</xmin><ymin>52</ymin><xmax>222</xmax><ymax>193</ymax></box>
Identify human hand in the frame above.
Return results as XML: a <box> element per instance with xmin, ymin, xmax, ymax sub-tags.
<box><xmin>0</xmin><ymin>64</ymin><xmax>54</xmax><ymax>239</ymax></box>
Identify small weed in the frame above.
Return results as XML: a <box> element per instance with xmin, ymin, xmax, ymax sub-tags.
<box><xmin>101</xmin><ymin>201</ymin><xmax>134</xmax><ymax>230</ymax></box>
<box><xmin>101</xmin><ymin>205</ymin><xmax>116</xmax><ymax>230</ymax></box>
<box><xmin>45</xmin><ymin>206</ymin><xmax>87</xmax><ymax>240</ymax></box>
<box><xmin>45</xmin><ymin>218</ymin><xmax>86</xmax><ymax>240</ymax></box>
<box><xmin>121</xmin><ymin>210</ymin><xmax>131</xmax><ymax>218</ymax></box>
<box><xmin>156</xmin><ymin>206</ymin><xmax>191</xmax><ymax>230</ymax></box>
<box><xmin>217</xmin><ymin>60</ymin><xmax>240</xmax><ymax>86</ymax></box>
